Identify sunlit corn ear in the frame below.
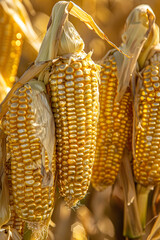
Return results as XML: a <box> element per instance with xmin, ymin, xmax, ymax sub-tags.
<box><xmin>133</xmin><ymin>50</ymin><xmax>160</xmax><ymax>187</ymax></box>
<box><xmin>1</xmin><ymin>81</ymin><xmax>56</xmax><ymax>223</ymax></box>
<box><xmin>0</xmin><ymin>0</ymin><xmax>41</xmax><ymax>88</ymax></box>
<box><xmin>115</xmin><ymin>4</ymin><xmax>156</xmax><ymax>102</ymax></box>
<box><xmin>91</xmin><ymin>4</ymin><xmax>156</xmax><ymax>191</ymax></box>
<box><xmin>91</xmin><ymin>51</ymin><xmax>132</xmax><ymax>191</ymax></box>
<box><xmin>47</xmin><ymin>54</ymin><xmax>99</xmax><ymax>207</ymax></box>
<box><xmin>36</xmin><ymin>1</ymin><xmax>105</xmax><ymax>207</ymax></box>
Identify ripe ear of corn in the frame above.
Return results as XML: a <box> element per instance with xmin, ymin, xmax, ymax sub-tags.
<box><xmin>91</xmin><ymin>5</ymin><xmax>156</xmax><ymax>191</ymax></box>
<box><xmin>1</xmin><ymin>81</ymin><xmax>56</xmax><ymax>223</ymax></box>
<box><xmin>133</xmin><ymin>51</ymin><xmax>160</xmax><ymax>186</ymax></box>
<box><xmin>47</xmin><ymin>54</ymin><xmax>99</xmax><ymax>207</ymax></box>
<box><xmin>133</xmin><ymin>12</ymin><xmax>160</xmax><ymax>187</ymax></box>
<box><xmin>35</xmin><ymin>1</ymin><xmax>108</xmax><ymax>207</ymax></box>
<box><xmin>91</xmin><ymin>53</ymin><xmax>132</xmax><ymax>191</ymax></box>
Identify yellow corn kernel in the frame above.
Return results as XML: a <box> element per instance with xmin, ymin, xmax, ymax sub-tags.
<box><xmin>2</xmin><ymin>83</ymin><xmax>56</xmax><ymax>222</ymax></box>
<box><xmin>0</xmin><ymin>5</ymin><xmax>23</xmax><ymax>87</ymax></box>
<box><xmin>134</xmin><ymin>52</ymin><xmax>160</xmax><ymax>186</ymax></box>
<box><xmin>47</xmin><ymin>55</ymin><xmax>99</xmax><ymax>207</ymax></box>
<box><xmin>3</xmin><ymin>154</ymin><xmax>25</xmax><ymax>235</ymax></box>
<box><xmin>91</xmin><ymin>55</ymin><xmax>132</xmax><ymax>191</ymax></box>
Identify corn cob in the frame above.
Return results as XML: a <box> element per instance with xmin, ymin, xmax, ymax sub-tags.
<box><xmin>91</xmin><ymin>54</ymin><xmax>132</xmax><ymax>191</ymax></box>
<box><xmin>1</xmin><ymin>82</ymin><xmax>56</xmax><ymax>222</ymax></box>
<box><xmin>91</xmin><ymin>4</ymin><xmax>156</xmax><ymax>191</ymax></box>
<box><xmin>47</xmin><ymin>54</ymin><xmax>99</xmax><ymax>207</ymax></box>
<box><xmin>134</xmin><ymin>51</ymin><xmax>160</xmax><ymax>186</ymax></box>
<box><xmin>0</xmin><ymin>5</ymin><xmax>23</xmax><ymax>87</ymax></box>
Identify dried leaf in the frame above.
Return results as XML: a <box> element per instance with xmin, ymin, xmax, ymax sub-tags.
<box><xmin>120</xmin><ymin>149</ymin><xmax>143</xmax><ymax>238</ymax></box>
<box><xmin>147</xmin><ymin>214</ymin><xmax>160</xmax><ymax>240</ymax></box>
<box><xmin>29</xmin><ymin>80</ymin><xmax>56</xmax><ymax>187</ymax></box>
<box><xmin>114</xmin><ymin>4</ymin><xmax>156</xmax><ymax>102</ymax></box>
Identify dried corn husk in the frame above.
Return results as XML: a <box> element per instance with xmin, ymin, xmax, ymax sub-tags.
<box><xmin>120</xmin><ymin>149</ymin><xmax>143</xmax><ymax>238</ymax></box>
<box><xmin>147</xmin><ymin>214</ymin><xmax>160</xmax><ymax>240</ymax></box>
<box><xmin>113</xmin><ymin>4</ymin><xmax>156</xmax><ymax>102</ymax></box>
<box><xmin>29</xmin><ymin>80</ymin><xmax>56</xmax><ymax>187</ymax></box>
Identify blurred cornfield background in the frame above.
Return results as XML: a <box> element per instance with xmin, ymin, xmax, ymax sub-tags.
<box><xmin>2</xmin><ymin>0</ymin><xmax>160</xmax><ymax>239</ymax></box>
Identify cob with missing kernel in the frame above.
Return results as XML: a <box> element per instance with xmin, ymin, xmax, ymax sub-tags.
<box><xmin>1</xmin><ymin>81</ymin><xmax>56</xmax><ymax>240</ymax></box>
<box><xmin>34</xmin><ymin>1</ymin><xmax>127</xmax><ymax>207</ymax></box>
<box><xmin>133</xmin><ymin>18</ymin><xmax>160</xmax><ymax>230</ymax></box>
<box><xmin>0</xmin><ymin>0</ymin><xmax>40</xmax><ymax>88</ymax></box>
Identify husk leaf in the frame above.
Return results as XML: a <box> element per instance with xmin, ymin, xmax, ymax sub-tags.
<box><xmin>114</xmin><ymin>4</ymin><xmax>155</xmax><ymax>102</ymax></box>
<box><xmin>29</xmin><ymin>80</ymin><xmax>56</xmax><ymax>187</ymax></box>
<box><xmin>0</xmin><ymin>130</ymin><xmax>10</xmax><ymax>228</ymax></box>
<box><xmin>120</xmin><ymin>149</ymin><xmax>143</xmax><ymax>238</ymax></box>
<box><xmin>147</xmin><ymin>214</ymin><xmax>160</xmax><ymax>240</ymax></box>
<box><xmin>138</xmin><ymin>23</ymin><xmax>159</xmax><ymax>69</ymax></box>
<box><xmin>137</xmin><ymin>184</ymin><xmax>151</xmax><ymax>229</ymax></box>
<box><xmin>0</xmin><ymin>0</ymin><xmax>41</xmax><ymax>52</ymax></box>
<box><xmin>67</xmin><ymin>1</ymin><xmax>129</xmax><ymax>57</ymax></box>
